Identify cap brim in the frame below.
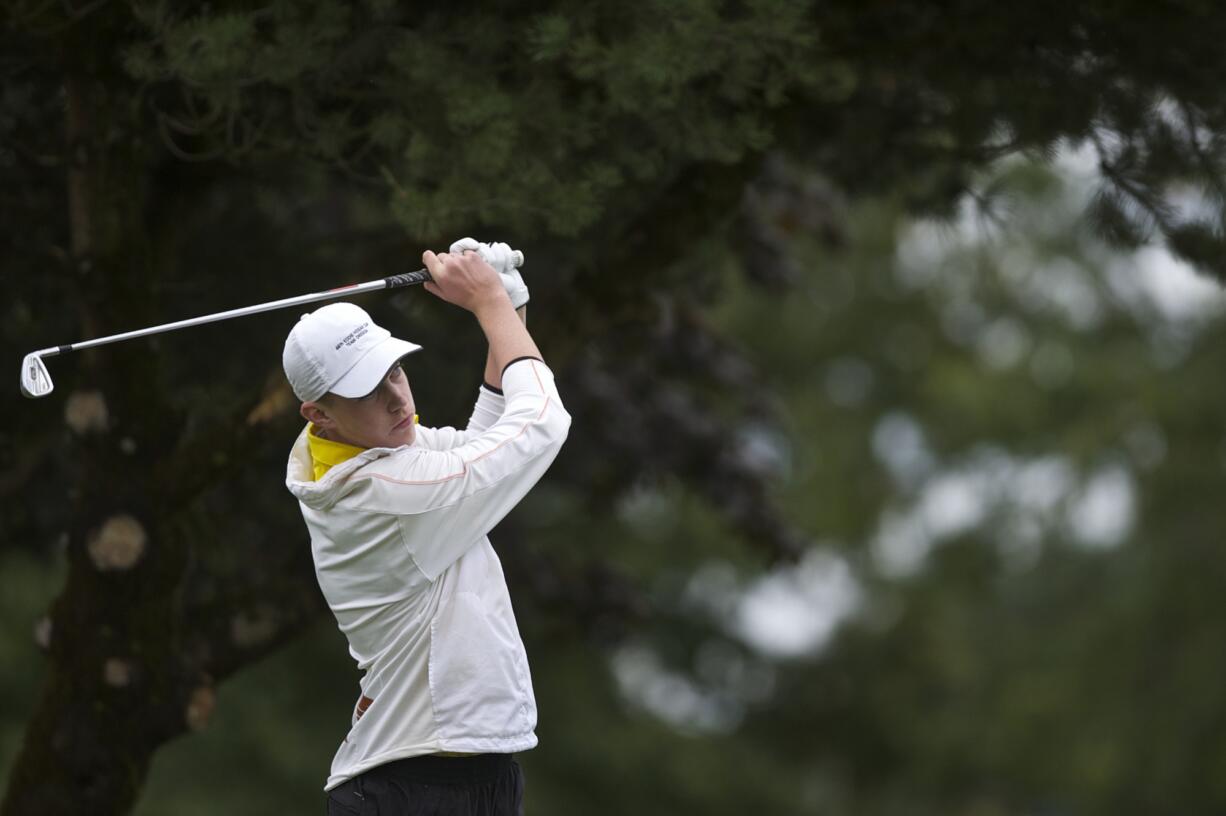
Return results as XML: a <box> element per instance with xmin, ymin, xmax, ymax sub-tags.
<box><xmin>329</xmin><ymin>336</ymin><xmax>422</xmax><ymax>399</ymax></box>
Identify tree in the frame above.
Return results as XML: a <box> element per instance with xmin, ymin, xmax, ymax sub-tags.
<box><xmin>708</xmin><ymin>158</ymin><xmax>1226</xmax><ymax>814</ymax></box>
<box><xmin>3</xmin><ymin>1</ymin><xmax>1226</xmax><ymax>813</ymax></box>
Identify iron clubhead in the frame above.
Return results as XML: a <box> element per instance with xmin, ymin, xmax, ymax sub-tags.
<box><xmin>20</xmin><ymin>352</ymin><xmax>53</xmax><ymax>398</ymax></box>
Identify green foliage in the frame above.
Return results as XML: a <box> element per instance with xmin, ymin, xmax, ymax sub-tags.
<box><xmin>1166</xmin><ymin>220</ymin><xmax>1226</xmax><ymax>283</ymax></box>
<box><xmin>131</xmin><ymin>620</ymin><xmax>355</xmax><ymax>816</ymax></box>
<box><xmin>0</xmin><ymin>551</ymin><xmax>62</xmax><ymax>790</ymax></box>
<box><xmin>697</xmin><ymin>160</ymin><xmax>1226</xmax><ymax>813</ymax></box>
<box><xmin>1087</xmin><ymin>188</ymin><xmax>1151</xmax><ymax>249</ymax></box>
<box><xmin>109</xmin><ymin>0</ymin><xmax>820</xmax><ymax>236</ymax></box>
<box><xmin>6</xmin><ymin>2</ymin><xmax>1226</xmax><ymax>814</ymax></box>
<box><xmin>106</xmin><ymin>156</ymin><xmax>1193</xmax><ymax>814</ymax></box>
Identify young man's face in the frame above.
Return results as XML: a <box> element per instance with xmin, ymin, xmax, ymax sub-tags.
<box><xmin>305</xmin><ymin>362</ymin><xmax>417</xmax><ymax>449</ymax></box>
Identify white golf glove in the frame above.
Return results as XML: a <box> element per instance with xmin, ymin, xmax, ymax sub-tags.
<box><xmin>449</xmin><ymin>237</ymin><xmax>529</xmax><ymax>309</ymax></box>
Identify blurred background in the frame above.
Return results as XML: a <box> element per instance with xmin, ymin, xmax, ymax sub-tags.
<box><xmin>4</xmin><ymin>2</ymin><xmax>1226</xmax><ymax>815</ymax></box>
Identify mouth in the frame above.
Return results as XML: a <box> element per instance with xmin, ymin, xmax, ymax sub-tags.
<box><xmin>392</xmin><ymin>415</ymin><xmax>415</xmax><ymax>432</ymax></box>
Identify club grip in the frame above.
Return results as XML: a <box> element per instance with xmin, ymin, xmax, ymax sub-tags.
<box><xmin>384</xmin><ymin>268</ymin><xmax>433</xmax><ymax>289</ymax></box>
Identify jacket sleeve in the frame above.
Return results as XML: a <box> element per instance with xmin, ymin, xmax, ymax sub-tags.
<box><xmin>346</xmin><ymin>359</ymin><xmax>570</xmax><ymax>580</ymax></box>
<box><xmin>411</xmin><ymin>384</ymin><xmax>506</xmax><ymax>451</ymax></box>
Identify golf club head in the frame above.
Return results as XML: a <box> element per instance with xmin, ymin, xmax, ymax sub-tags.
<box><xmin>20</xmin><ymin>352</ymin><xmax>53</xmax><ymax>398</ymax></box>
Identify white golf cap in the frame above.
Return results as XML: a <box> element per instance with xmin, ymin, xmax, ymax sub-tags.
<box><xmin>282</xmin><ymin>302</ymin><xmax>421</xmax><ymax>402</ymax></box>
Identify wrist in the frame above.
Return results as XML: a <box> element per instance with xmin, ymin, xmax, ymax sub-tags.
<box><xmin>472</xmin><ymin>288</ymin><xmax>514</xmax><ymax>320</ymax></box>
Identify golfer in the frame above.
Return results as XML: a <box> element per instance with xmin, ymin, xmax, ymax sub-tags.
<box><xmin>282</xmin><ymin>240</ymin><xmax>570</xmax><ymax>815</ymax></box>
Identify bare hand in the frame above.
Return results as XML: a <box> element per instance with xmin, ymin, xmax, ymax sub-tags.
<box><xmin>422</xmin><ymin>250</ymin><xmax>511</xmax><ymax>315</ymax></box>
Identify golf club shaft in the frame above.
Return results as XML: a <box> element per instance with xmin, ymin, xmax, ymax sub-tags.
<box><xmin>37</xmin><ymin>269</ymin><xmax>432</xmax><ymax>359</ymax></box>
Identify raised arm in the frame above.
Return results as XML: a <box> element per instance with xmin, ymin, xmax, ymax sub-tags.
<box><xmin>482</xmin><ymin>305</ymin><xmax>526</xmax><ymax>390</ymax></box>
<box><xmin>413</xmin><ymin>248</ymin><xmax>531</xmax><ymax>452</ymax></box>
<box><xmin>422</xmin><ymin>249</ymin><xmax>543</xmax><ymax>379</ymax></box>
<box><xmin>438</xmin><ymin>239</ymin><xmax>532</xmax><ymax>391</ymax></box>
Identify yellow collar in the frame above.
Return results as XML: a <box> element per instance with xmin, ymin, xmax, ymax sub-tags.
<box><xmin>306</xmin><ymin>424</ymin><xmax>366</xmax><ymax>481</ymax></box>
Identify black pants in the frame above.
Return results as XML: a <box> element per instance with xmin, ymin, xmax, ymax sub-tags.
<box><xmin>326</xmin><ymin>754</ymin><xmax>524</xmax><ymax>816</ymax></box>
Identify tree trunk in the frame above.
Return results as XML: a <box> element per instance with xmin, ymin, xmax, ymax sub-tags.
<box><xmin>0</xmin><ymin>61</ymin><xmax>180</xmax><ymax>814</ymax></box>
<box><xmin>0</xmin><ymin>51</ymin><xmax>330</xmax><ymax>807</ymax></box>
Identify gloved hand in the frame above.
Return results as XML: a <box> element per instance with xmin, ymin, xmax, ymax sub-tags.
<box><xmin>449</xmin><ymin>237</ymin><xmax>529</xmax><ymax>309</ymax></box>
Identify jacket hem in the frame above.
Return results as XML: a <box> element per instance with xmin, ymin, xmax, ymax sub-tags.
<box><xmin>323</xmin><ymin>732</ymin><xmax>538</xmax><ymax>791</ymax></box>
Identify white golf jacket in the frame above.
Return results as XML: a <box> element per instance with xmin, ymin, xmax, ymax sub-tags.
<box><xmin>285</xmin><ymin>358</ymin><xmax>571</xmax><ymax>790</ymax></box>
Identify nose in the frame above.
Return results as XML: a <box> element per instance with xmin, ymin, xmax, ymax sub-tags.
<box><xmin>387</xmin><ymin>388</ymin><xmax>410</xmax><ymax>413</ymax></box>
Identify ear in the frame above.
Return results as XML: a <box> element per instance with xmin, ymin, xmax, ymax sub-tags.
<box><xmin>300</xmin><ymin>401</ymin><xmax>332</xmax><ymax>427</ymax></box>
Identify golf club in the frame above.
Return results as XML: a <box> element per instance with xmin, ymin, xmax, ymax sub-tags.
<box><xmin>18</xmin><ymin>254</ymin><xmax>521</xmax><ymax>399</ymax></box>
